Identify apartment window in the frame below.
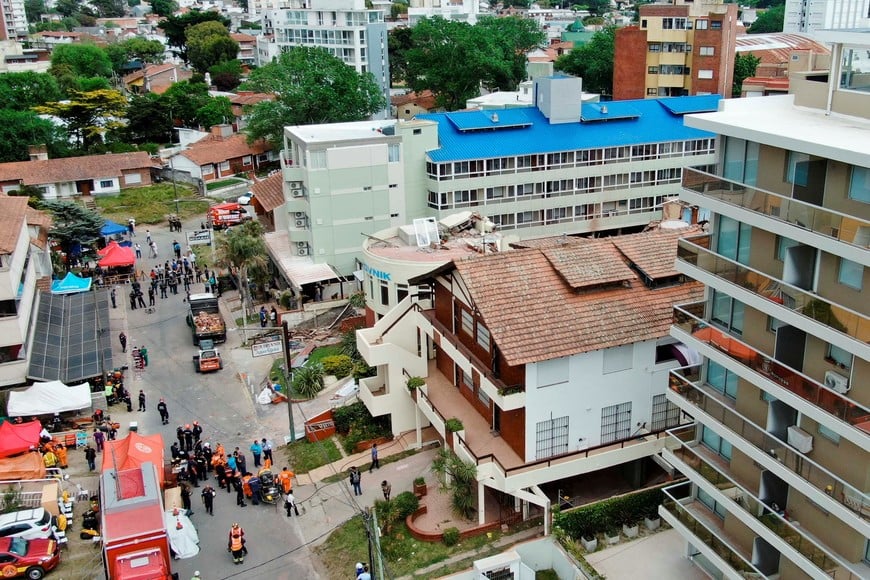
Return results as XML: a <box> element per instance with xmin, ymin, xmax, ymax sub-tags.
<box><xmin>717</xmin><ymin>216</ymin><xmax>751</xmax><ymax>265</ymax></box>
<box><xmin>701</xmin><ymin>426</ymin><xmax>732</xmax><ymax>460</ymax></box>
<box><xmin>648</xmin><ymin>66</ymin><xmax>658</xmax><ymax>74</ymax></box>
<box><xmin>697</xmin><ymin>69</ymin><xmax>714</xmax><ymax>79</ymax></box>
<box><xmin>220</xmin><ymin>161</ymin><xmax>230</xmax><ymax>171</ymax></box>
<box><xmin>477</xmin><ymin>385</ymin><xmax>490</xmax><ymax>407</ymax></box>
<box><xmin>536</xmin><ymin>415</ymin><xmax>569</xmax><ymax>459</ymax></box>
<box><xmin>396</xmin><ymin>283</ymin><xmax>408</xmax><ymax>303</ymax></box>
<box><xmin>849</xmin><ymin>166</ymin><xmax>870</xmax><ymax>203</ymax></box>
<box><xmin>775</xmin><ymin>235</ymin><xmax>799</xmax><ymax>261</ymax></box>
<box><xmin>459</xmin><ymin>368</ymin><xmax>473</xmax><ymax>392</ymax></box>
<box><xmin>379</xmin><ymin>280</ymin><xmax>389</xmax><ymax>306</ymax></box>
<box><xmin>697</xmin><ymin>487</ymin><xmax>727</xmax><ymax>519</ymax></box>
<box><xmin>388</xmin><ymin>143</ymin><xmax>400</xmax><ymax>163</ymax></box>
<box><xmin>826</xmin><ymin>343</ymin><xmax>853</xmax><ymax>369</ymax></box>
<box><xmin>838</xmin><ymin>258</ymin><xmax>864</xmax><ymax>290</ymax></box>
<box><xmin>601</xmin><ymin>402</ymin><xmax>631</xmax><ymax>445</ymax></box>
<box><xmin>537</xmin><ymin>357</ymin><xmax>569</xmax><ymax>388</ymax></box>
<box><xmin>242</xmin><ymin>155</ymin><xmax>252</xmax><ymax>165</ymax></box>
<box><xmin>722</xmin><ymin>137</ymin><xmax>759</xmax><ymax>186</ymax></box>
<box><xmin>786</xmin><ymin>151</ymin><xmax>810</xmax><ymax>185</ymax></box>
<box><xmin>476</xmin><ymin>323</ymin><xmax>490</xmax><ymax>351</ymax></box>
<box><xmin>707</xmin><ymin>361</ymin><xmax>738</xmax><ymax>399</ymax></box>
<box><xmin>413</xmin><ymin>128</ymin><xmax>422</xmax><ymax>135</ymax></box>
<box><xmin>711</xmin><ymin>290</ymin><xmax>745</xmax><ymax>335</ymax></box>
<box><xmin>768</xmin><ymin>316</ymin><xmax>786</xmax><ymax>333</ymax></box>
<box><xmin>651</xmin><ymin>393</ymin><xmax>681</xmax><ymax>431</ymax></box>
<box><xmin>710</xmin><ymin>20</ymin><xmax>722</xmax><ymax>29</ymax></box>
<box><xmin>647</xmin><ymin>88</ymin><xmax>659</xmax><ymax>95</ymax></box>
<box><xmin>699</xmin><ymin>46</ymin><xmax>715</xmax><ymax>56</ymax></box>
<box><xmin>695</xmin><ymin>19</ymin><xmax>708</xmax><ymax>30</ymax></box>
<box><xmin>641</xmin><ymin>19</ymin><xmax>647</xmax><ymax>28</ymax></box>
<box><xmin>818</xmin><ymin>423</ymin><xmax>841</xmax><ymax>444</ymax></box>
<box><xmin>99</xmin><ymin>180</ymin><xmax>113</xmax><ymax>188</ymax></box>
<box><xmin>648</xmin><ymin>43</ymin><xmax>661</xmax><ymax>53</ymax></box>
<box><xmin>460</xmin><ymin>309</ymin><xmax>473</xmax><ymax>336</ymax></box>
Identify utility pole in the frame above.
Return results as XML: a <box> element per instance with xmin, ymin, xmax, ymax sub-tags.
<box><xmin>281</xmin><ymin>320</ymin><xmax>296</xmax><ymax>442</ymax></box>
<box><xmin>170</xmin><ymin>156</ymin><xmax>179</xmax><ymax>214</ymax></box>
<box><xmin>364</xmin><ymin>507</ymin><xmax>377</xmax><ymax>580</ymax></box>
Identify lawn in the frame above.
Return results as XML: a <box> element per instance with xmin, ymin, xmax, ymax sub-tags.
<box><xmin>95</xmin><ymin>184</ymin><xmax>210</xmax><ymax>224</ymax></box>
<box><xmin>283</xmin><ymin>436</ymin><xmax>342</xmax><ymax>473</ymax></box>
<box><xmin>307</xmin><ymin>344</ymin><xmax>342</xmax><ymax>366</ymax></box>
<box><xmin>205</xmin><ymin>178</ymin><xmax>245</xmax><ymax>191</ymax></box>
<box><xmin>316</xmin><ymin>516</ymin><xmax>501</xmax><ymax>579</ymax></box>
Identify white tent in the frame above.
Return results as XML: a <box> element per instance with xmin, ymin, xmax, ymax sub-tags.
<box><xmin>7</xmin><ymin>381</ymin><xmax>92</xmax><ymax>416</ymax></box>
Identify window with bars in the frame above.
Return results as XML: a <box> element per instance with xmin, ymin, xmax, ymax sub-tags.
<box><xmin>536</xmin><ymin>415</ymin><xmax>569</xmax><ymax>459</ymax></box>
<box><xmin>485</xmin><ymin>568</ymin><xmax>514</xmax><ymax>580</ymax></box>
<box><xmin>601</xmin><ymin>402</ymin><xmax>631</xmax><ymax>444</ymax></box>
<box><xmin>651</xmin><ymin>394</ymin><xmax>681</xmax><ymax>431</ymax></box>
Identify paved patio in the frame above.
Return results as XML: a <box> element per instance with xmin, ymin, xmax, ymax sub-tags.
<box><xmin>585</xmin><ymin>528</ymin><xmax>708</xmax><ymax>580</ymax></box>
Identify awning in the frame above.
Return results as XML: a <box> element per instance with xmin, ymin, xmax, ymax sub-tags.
<box><xmin>100</xmin><ymin>220</ymin><xmax>128</xmax><ymax>237</ymax></box>
<box><xmin>50</xmin><ymin>272</ymin><xmax>92</xmax><ymax>294</ymax></box>
<box><xmin>263</xmin><ymin>231</ymin><xmax>340</xmax><ymax>291</ymax></box>
<box><xmin>7</xmin><ymin>380</ymin><xmax>92</xmax><ymax>416</ymax></box>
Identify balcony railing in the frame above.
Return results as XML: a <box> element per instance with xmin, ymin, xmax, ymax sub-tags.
<box><xmin>667</xmin><ymin>427</ymin><xmax>862</xmax><ymax>579</ymax></box>
<box><xmin>673</xmin><ymin>303</ymin><xmax>870</xmax><ymax>434</ymax></box>
<box><xmin>681</xmin><ymin>167</ymin><xmax>870</xmax><ymax>250</ymax></box>
<box><xmin>669</xmin><ymin>369</ymin><xmax>870</xmax><ymax>521</ymax></box>
<box><xmin>660</xmin><ymin>483</ymin><xmax>766</xmax><ymax>577</ymax></box>
<box><xmin>677</xmin><ymin>236</ymin><xmax>870</xmax><ymax>344</ymax></box>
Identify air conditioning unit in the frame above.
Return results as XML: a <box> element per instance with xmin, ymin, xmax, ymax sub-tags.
<box><xmin>295</xmin><ymin>219</ymin><xmax>306</xmax><ymax>228</ymax></box>
<box><xmin>297</xmin><ymin>248</ymin><xmax>308</xmax><ymax>256</ymax></box>
<box><xmin>295</xmin><ymin>211</ymin><xmax>306</xmax><ymax>218</ymax></box>
<box><xmin>291</xmin><ymin>188</ymin><xmax>303</xmax><ymax>197</ymax></box>
<box><xmin>787</xmin><ymin>426</ymin><xmax>813</xmax><ymax>453</ymax></box>
<box><xmin>289</xmin><ymin>181</ymin><xmax>302</xmax><ymax>188</ymax></box>
<box><xmin>824</xmin><ymin>371</ymin><xmax>850</xmax><ymax>394</ymax></box>
<box><xmin>296</xmin><ymin>241</ymin><xmax>307</xmax><ymax>248</ymax></box>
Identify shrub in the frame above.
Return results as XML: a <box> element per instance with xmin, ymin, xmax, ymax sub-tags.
<box><xmin>332</xmin><ymin>401</ymin><xmax>369</xmax><ymax>435</ymax></box>
<box><xmin>413</xmin><ymin>476</ymin><xmax>425</xmax><ymax>486</ymax></box>
<box><xmin>321</xmin><ymin>355</ymin><xmax>354</xmax><ymax>378</ymax></box>
<box><xmin>392</xmin><ymin>491</ymin><xmax>419</xmax><ymax>519</ymax></box>
<box><xmin>279</xmin><ymin>291</ymin><xmax>295</xmax><ymax>309</ymax></box>
<box><xmin>553</xmin><ymin>485</ymin><xmax>666</xmax><ymax>541</ymax></box>
<box><xmin>442</xmin><ymin>526</ymin><xmax>460</xmax><ymax>546</ymax></box>
<box><xmin>445</xmin><ymin>418</ymin><xmax>463</xmax><ymax>433</ymax></box>
<box><xmin>352</xmin><ymin>361</ymin><xmax>376</xmax><ymax>381</ymax></box>
<box><xmin>292</xmin><ymin>363</ymin><xmax>325</xmax><ymax>398</ymax></box>
<box><xmin>406</xmin><ymin>376</ymin><xmax>425</xmax><ymax>390</ymax></box>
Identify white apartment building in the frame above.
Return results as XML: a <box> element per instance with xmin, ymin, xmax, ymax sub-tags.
<box><xmin>0</xmin><ymin>0</ymin><xmax>28</xmax><ymax>41</ymax></box>
<box><xmin>784</xmin><ymin>0</ymin><xmax>870</xmax><ymax>33</ymax></box>
<box><xmin>407</xmin><ymin>0</ymin><xmax>480</xmax><ymax>25</ymax></box>
<box><xmin>660</xmin><ymin>28</ymin><xmax>870</xmax><ymax>579</ymax></box>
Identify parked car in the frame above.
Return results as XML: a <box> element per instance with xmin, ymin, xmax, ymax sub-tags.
<box><xmin>0</xmin><ymin>510</ymin><xmax>56</xmax><ymax>541</ymax></box>
<box><xmin>0</xmin><ymin>536</ymin><xmax>60</xmax><ymax>579</ymax></box>
<box><xmin>237</xmin><ymin>191</ymin><xmax>254</xmax><ymax>205</ymax></box>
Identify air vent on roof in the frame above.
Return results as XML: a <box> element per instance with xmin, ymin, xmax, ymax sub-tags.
<box><xmin>491</xmin><ymin>113</ymin><xmax>499</xmax><ymax>123</ymax></box>
<box><xmin>600</xmin><ymin>106</ymin><xmax>608</xmax><ymax>114</ymax></box>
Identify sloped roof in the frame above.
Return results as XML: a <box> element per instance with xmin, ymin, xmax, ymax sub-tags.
<box><xmin>611</xmin><ymin>227</ymin><xmax>700</xmax><ymax>280</ymax></box>
<box><xmin>541</xmin><ymin>240</ymin><xmax>634</xmax><ymax>290</ymax></box>
<box><xmin>451</xmin><ymin>229</ymin><xmax>703</xmax><ymax>366</ymax></box>
<box><xmin>0</xmin><ymin>196</ymin><xmax>29</xmax><ymax>254</ymax></box>
<box><xmin>251</xmin><ymin>172</ymin><xmax>284</xmax><ymax>212</ymax></box>
<box><xmin>0</xmin><ymin>152</ymin><xmax>157</xmax><ymax>187</ymax></box>
<box><xmin>178</xmin><ymin>134</ymin><xmax>271</xmax><ymax>166</ymax></box>
<box><xmin>392</xmin><ymin>90</ymin><xmax>438</xmax><ymax>110</ymax></box>
<box><xmin>735</xmin><ymin>32</ymin><xmax>829</xmax><ymax>65</ymax></box>
<box><xmin>231</xmin><ymin>33</ymin><xmax>256</xmax><ymax>42</ymax></box>
<box><xmin>228</xmin><ymin>91</ymin><xmax>274</xmax><ymax>107</ymax></box>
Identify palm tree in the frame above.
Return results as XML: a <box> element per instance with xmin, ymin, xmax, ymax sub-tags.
<box><xmin>293</xmin><ymin>363</ymin><xmax>325</xmax><ymax>398</ymax></box>
<box><xmin>214</xmin><ymin>220</ymin><xmax>268</xmax><ymax>313</ymax></box>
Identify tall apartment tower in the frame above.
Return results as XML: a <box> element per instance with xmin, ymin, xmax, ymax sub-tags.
<box><xmin>0</xmin><ymin>0</ymin><xmax>28</xmax><ymax>41</ymax></box>
<box><xmin>614</xmin><ymin>0</ymin><xmax>738</xmax><ymax>100</ymax></box>
<box><xmin>784</xmin><ymin>0</ymin><xmax>870</xmax><ymax>33</ymax></box>
<box><xmin>660</xmin><ymin>29</ymin><xmax>870</xmax><ymax>579</ymax></box>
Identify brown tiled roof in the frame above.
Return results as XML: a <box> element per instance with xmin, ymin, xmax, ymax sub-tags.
<box><xmin>228</xmin><ymin>92</ymin><xmax>274</xmax><ymax>107</ymax></box>
<box><xmin>509</xmin><ymin>235</ymin><xmax>585</xmax><ymax>249</ymax></box>
<box><xmin>251</xmin><ymin>172</ymin><xmax>283</xmax><ymax>212</ymax></box>
<box><xmin>123</xmin><ymin>63</ymin><xmax>180</xmax><ymax>84</ymax></box>
<box><xmin>612</xmin><ymin>227</ymin><xmax>701</xmax><ymax>281</ymax></box>
<box><xmin>391</xmin><ymin>90</ymin><xmax>438</xmax><ymax>110</ymax></box>
<box><xmin>452</xmin><ymin>230</ymin><xmax>703</xmax><ymax>366</ymax></box>
<box><xmin>0</xmin><ymin>152</ymin><xmax>157</xmax><ymax>187</ymax></box>
<box><xmin>0</xmin><ymin>196</ymin><xmax>29</xmax><ymax>253</ymax></box>
<box><xmin>25</xmin><ymin>207</ymin><xmax>52</xmax><ymax>249</ymax></box>
<box><xmin>231</xmin><ymin>33</ymin><xmax>256</xmax><ymax>42</ymax></box>
<box><xmin>542</xmin><ymin>240</ymin><xmax>634</xmax><ymax>289</ymax></box>
<box><xmin>179</xmin><ymin>134</ymin><xmax>271</xmax><ymax>166</ymax></box>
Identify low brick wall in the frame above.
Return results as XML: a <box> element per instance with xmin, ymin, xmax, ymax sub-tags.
<box><xmin>340</xmin><ymin>316</ymin><xmax>365</xmax><ymax>332</ymax></box>
<box><xmin>353</xmin><ymin>435</ymin><xmax>393</xmax><ymax>453</ymax></box>
<box><xmin>405</xmin><ymin>502</ymin><xmax>518</xmax><ymax>543</ymax></box>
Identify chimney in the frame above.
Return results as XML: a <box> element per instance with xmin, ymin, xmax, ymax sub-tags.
<box><xmin>211</xmin><ymin>124</ymin><xmax>233</xmax><ymax>139</ymax></box>
<box><xmin>28</xmin><ymin>145</ymin><xmax>48</xmax><ymax>161</ymax></box>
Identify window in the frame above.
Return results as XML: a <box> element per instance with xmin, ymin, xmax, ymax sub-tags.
<box><xmin>219</xmin><ymin>161</ymin><xmax>230</xmax><ymax>171</ymax></box>
<box><xmin>648</xmin><ymin>42</ymin><xmax>661</xmax><ymax>52</ymax></box>
<box><xmin>710</xmin><ymin>20</ymin><xmax>722</xmax><ymax>29</ymax></box>
<box><xmin>698</xmin><ymin>69</ymin><xmax>714</xmax><ymax>79</ymax></box>
<box><xmin>695</xmin><ymin>19</ymin><xmax>708</xmax><ymax>30</ymax></box>
<box><xmin>716</xmin><ymin>216</ymin><xmax>751</xmax><ymax>265</ymax></box>
<box><xmin>699</xmin><ymin>46</ymin><xmax>715</xmax><ymax>56</ymax></box>
<box><xmin>647</xmin><ymin>88</ymin><xmax>659</xmax><ymax>95</ymax></box>
<box><xmin>775</xmin><ymin>235</ymin><xmax>799</xmax><ymax>261</ymax></box>
<box><xmin>651</xmin><ymin>393</ymin><xmax>681</xmax><ymax>431</ymax></box>
<box><xmin>711</xmin><ymin>290</ymin><xmax>744</xmax><ymax>334</ymax></box>
<box><xmin>99</xmin><ymin>179</ymin><xmax>114</xmax><ymax>188</ymax></box>
<box><xmin>826</xmin><ymin>343</ymin><xmax>852</xmax><ymax>369</ymax></box>
<box><xmin>537</xmin><ymin>357</ymin><xmax>569</xmax><ymax>387</ymax></box>
<box><xmin>707</xmin><ymin>361</ymin><xmax>738</xmax><ymax>399</ymax></box>
<box><xmin>786</xmin><ymin>151</ymin><xmax>810</xmax><ymax>185</ymax></box>
<box><xmin>459</xmin><ymin>309</ymin><xmax>473</xmax><ymax>336</ymax></box>
<box><xmin>723</xmin><ymin>137</ymin><xmax>759</xmax><ymax>186</ymax></box>
<box><xmin>849</xmin><ymin>166</ymin><xmax>870</xmax><ymax>203</ymax></box>
<box><xmin>413</xmin><ymin>128</ymin><xmax>421</xmax><ymax>135</ymax></box>
<box><xmin>838</xmin><ymin>258</ymin><xmax>863</xmax><ymax>290</ymax></box>
<box><xmin>124</xmin><ymin>173</ymin><xmax>142</xmax><ymax>185</ymax></box>
<box><xmin>641</xmin><ymin>19</ymin><xmax>647</xmax><ymax>27</ymax></box>
<box><xmin>379</xmin><ymin>280</ymin><xmax>389</xmax><ymax>306</ymax></box>
<box><xmin>818</xmin><ymin>423</ymin><xmax>841</xmax><ymax>444</ymax></box>
<box><xmin>697</xmin><ymin>487</ymin><xmax>727</xmax><ymax>519</ymax></box>
<box><xmin>648</xmin><ymin>66</ymin><xmax>658</xmax><ymax>74</ymax></box>
<box><xmin>601</xmin><ymin>402</ymin><xmax>631</xmax><ymax>444</ymax></box>
<box><xmin>476</xmin><ymin>324</ymin><xmax>490</xmax><ymax>351</ymax></box>
<box><xmin>768</xmin><ymin>316</ymin><xmax>786</xmax><ymax>333</ymax></box>
<box><xmin>242</xmin><ymin>155</ymin><xmax>252</xmax><ymax>165</ymax></box>
<box><xmin>536</xmin><ymin>415</ymin><xmax>569</xmax><ymax>459</ymax></box>
<box><xmin>603</xmin><ymin>344</ymin><xmax>633</xmax><ymax>373</ymax></box>
<box><xmin>388</xmin><ymin>143</ymin><xmax>400</xmax><ymax>163</ymax></box>
<box><xmin>202</xmin><ymin>165</ymin><xmax>213</xmax><ymax>174</ymax></box>
<box><xmin>396</xmin><ymin>283</ymin><xmax>408</xmax><ymax>303</ymax></box>
<box><xmin>701</xmin><ymin>426</ymin><xmax>732</xmax><ymax>460</ymax></box>
<box><xmin>477</xmin><ymin>384</ymin><xmax>490</xmax><ymax>406</ymax></box>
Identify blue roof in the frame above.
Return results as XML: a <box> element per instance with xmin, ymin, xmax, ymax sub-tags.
<box><xmin>417</xmin><ymin>95</ymin><xmax>721</xmax><ymax>163</ymax></box>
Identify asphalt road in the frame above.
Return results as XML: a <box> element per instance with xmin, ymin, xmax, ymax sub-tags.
<box><xmin>120</xmin><ymin>221</ymin><xmax>323</xmax><ymax>580</ymax></box>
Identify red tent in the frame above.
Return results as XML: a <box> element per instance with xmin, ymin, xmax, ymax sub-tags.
<box><xmin>98</xmin><ymin>242</ymin><xmax>136</xmax><ymax>267</ymax></box>
<box><xmin>0</xmin><ymin>421</ymin><xmax>42</xmax><ymax>458</ymax></box>
<box><xmin>102</xmin><ymin>432</ymin><xmax>164</xmax><ymax>477</ymax></box>
<box><xmin>98</xmin><ymin>240</ymin><xmax>123</xmax><ymax>257</ymax></box>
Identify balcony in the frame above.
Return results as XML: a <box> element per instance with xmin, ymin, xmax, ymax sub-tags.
<box><xmin>358</xmin><ymin>375</ymin><xmax>391</xmax><ymax>417</ymax></box>
<box><xmin>681</xmin><ymin>168</ymin><xmax>870</xmax><ymax>262</ymax></box>
<box><xmin>659</xmin><ymin>483</ymin><xmax>767</xmax><ymax>578</ymax></box>
<box><xmin>356</xmin><ymin>298</ymin><xmax>420</xmax><ymax>369</ymax></box>
<box><xmin>672</xmin><ymin>303</ymin><xmax>870</xmax><ymax>439</ymax></box>
<box><xmin>665</xmin><ymin>426</ymin><xmax>865</xmax><ymax>579</ymax></box>
<box><xmin>668</xmin><ymin>369</ymin><xmax>870</xmax><ymax>528</ymax></box>
<box><xmin>280</xmin><ymin>151</ymin><xmax>302</xmax><ymax>183</ymax></box>
<box><xmin>677</xmin><ymin>236</ymin><xmax>870</xmax><ymax>350</ymax></box>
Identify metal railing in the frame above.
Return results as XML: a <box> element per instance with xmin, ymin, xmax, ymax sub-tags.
<box><xmin>677</xmin><ymin>236</ymin><xmax>869</xmax><ymax>344</ymax></box>
<box><xmin>673</xmin><ymin>303</ymin><xmax>870</xmax><ymax>433</ymax></box>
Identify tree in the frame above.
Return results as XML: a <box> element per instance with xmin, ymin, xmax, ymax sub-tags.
<box><xmin>555</xmin><ymin>26</ymin><xmax>615</xmax><ymax>96</ymax></box>
<box><xmin>748</xmin><ymin>4</ymin><xmax>785</xmax><ymax>33</ymax></box>
<box><xmin>583</xmin><ymin>0</ymin><xmax>611</xmax><ymax>16</ymax></box>
<box><xmin>0</xmin><ymin>110</ymin><xmax>66</xmax><ymax>163</ymax></box>
<box><xmin>33</xmin><ymin>89</ymin><xmax>128</xmax><ymax>150</ymax></box>
<box><xmin>24</xmin><ymin>0</ymin><xmax>45</xmax><ymax>22</ymax></box>
<box><xmin>122</xmin><ymin>37</ymin><xmax>166</xmax><ymax>64</ymax></box>
<box><xmin>150</xmin><ymin>0</ymin><xmax>177</xmax><ymax>16</ymax></box>
<box><xmin>292</xmin><ymin>363</ymin><xmax>325</xmax><ymax>398</ymax></box>
<box><xmin>209</xmin><ymin>60</ymin><xmax>243</xmax><ymax>91</ymax></box>
<box><xmin>214</xmin><ymin>220</ymin><xmax>268</xmax><ymax>314</ymax></box>
<box><xmin>732</xmin><ymin>52</ymin><xmax>761</xmax><ymax>97</ymax></box>
<box><xmin>474</xmin><ymin>16</ymin><xmax>545</xmax><ymax>91</ymax></box>
<box><xmin>55</xmin><ymin>0</ymin><xmax>79</xmax><ymax>17</ymax></box>
<box><xmin>42</xmin><ymin>201</ymin><xmax>104</xmax><ymax>268</ymax></box>
<box><xmin>159</xmin><ymin>10</ymin><xmax>231</xmax><ymax>62</ymax></box>
<box><xmin>186</xmin><ymin>21</ymin><xmax>239</xmax><ymax>73</ymax></box>
<box><xmin>90</xmin><ymin>0</ymin><xmax>125</xmax><ymax>17</ymax></box>
<box><xmin>194</xmin><ymin>96</ymin><xmax>233</xmax><ymax>129</ymax></box>
<box><xmin>431</xmin><ymin>448</ymin><xmax>477</xmax><ymax>520</ymax></box>
<box><xmin>50</xmin><ymin>43</ymin><xmax>113</xmax><ymax>79</ymax></box>
<box><xmin>387</xmin><ymin>27</ymin><xmax>413</xmax><ymax>86</ymax></box>
<box><xmin>0</xmin><ymin>72</ymin><xmax>61</xmax><ymax>111</ymax></box>
<box><xmin>242</xmin><ymin>47</ymin><xmax>386</xmax><ymax>147</ymax></box>
<box><xmin>160</xmin><ymin>80</ymin><xmax>231</xmax><ymax>128</ymax></box>
<box><xmin>125</xmin><ymin>93</ymin><xmax>173</xmax><ymax>144</ymax></box>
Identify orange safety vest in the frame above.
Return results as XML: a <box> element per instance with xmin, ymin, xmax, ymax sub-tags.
<box><xmin>278</xmin><ymin>471</ymin><xmax>293</xmax><ymax>493</ymax></box>
<box><xmin>229</xmin><ymin>530</ymin><xmax>244</xmax><ymax>551</ymax></box>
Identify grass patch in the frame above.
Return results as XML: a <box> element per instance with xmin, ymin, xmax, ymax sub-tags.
<box><xmin>307</xmin><ymin>344</ymin><xmax>342</xmax><ymax>366</ymax></box>
<box><xmin>95</xmin><ymin>184</ymin><xmax>210</xmax><ymax>224</ymax></box>
<box><xmin>320</xmin><ymin>448</ymin><xmax>419</xmax><ymax>484</ymax></box>
<box><xmin>234</xmin><ymin>314</ymin><xmax>260</xmax><ymax>327</ymax></box>
<box><xmin>206</xmin><ymin>178</ymin><xmax>245</xmax><ymax>191</ymax></box>
<box><xmin>316</xmin><ymin>516</ymin><xmax>501</xmax><ymax>579</ymax></box>
<box><xmin>283</xmin><ymin>436</ymin><xmax>342</xmax><ymax>473</ymax></box>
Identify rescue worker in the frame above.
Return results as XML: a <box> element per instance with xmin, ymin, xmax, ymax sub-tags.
<box><xmin>176</xmin><ymin>425</ymin><xmax>185</xmax><ymax>449</ymax></box>
<box><xmin>277</xmin><ymin>467</ymin><xmax>295</xmax><ymax>495</ymax></box>
<box><xmin>227</xmin><ymin>523</ymin><xmax>246</xmax><ymax>564</ymax></box>
<box><xmin>157</xmin><ymin>399</ymin><xmax>169</xmax><ymax>425</ymax></box>
<box><xmin>201</xmin><ymin>485</ymin><xmax>215</xmax><ymax>516</ymax></box>
<box><xmin>232</xmin><ymin>471</ymin><xmax>246</xmax><ymax>507</ymax></box>
<box><xmin>183</xmin><ymin>424</ymin><xmax>194</xmax><ymax>452</ymax></box>
<box><xmin>192</xmin><ymin>421</ymin><xmax>203</xmax><ymax>444</ymax></box>
<box><xmin>248</xmin><ymin>473</ymin><xmax>261</xmax><ymax>506</ymax></box>
<box><xmin>55</xmin><ymin>444</ymin><xmax>68</xmax><ymax>469</ymax></box>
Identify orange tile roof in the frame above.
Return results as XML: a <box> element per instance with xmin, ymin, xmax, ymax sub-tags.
<box><xmin>228</xmin><ymin>92</ymin><xmax>274</xmax><ymax>106</ymax></box>
<box><xmin>251</xmin><ymin>172</ymin><xmax>284</xmax><ymax>212</ymax></box>
<box><xmin>25</xmin><ymin>207</ymin><xmax>52</xmax><ymax>249</ymax></box>
<box><xmin>611</xmin><ymin>227</ymin><xmax>700</xmax><ymax>280</ymax></box>
<box><xmin>451</xmin><ymin>230</ymin><xmax>703</xmax><ymax>366</ymax></box>
<box><xmin>391</xmin><ymin>90</ymin><xmax>438</xmax><ymax>110</ymax></box>
<box><xmin>0</xmin><ymin>196</ymin><xmax>29</xmax><ymax>254</ymax></box>
<box><xmin>0</xmin><ymin>152</ymin><xmax>157</xmax><ymax>187</ymax></box>
<box><xmin>542</xmin><ymin>240</ymin><xmax>634</xmax><ymax>289</ymax></box>
<box><xmin>231</xmin><ymin>33</ymin><xmax>256</xmax><ymax>42</ymax></box>
<box><xmin>178</xmin><ymin>134</ymin><xmax>271</xmax><ymax>167</ymax></box>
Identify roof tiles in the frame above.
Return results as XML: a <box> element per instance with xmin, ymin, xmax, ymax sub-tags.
<box><xmin>178</xmin><ymin>134</ymin><xmax>271</xmax><ymax>167</ymax></box>
<box><xmin>251</xmin><ymin>173</ymin><xmax>284</xmax><ymax>212</ymax></box>
<box><xmin>0</xmin><ymin>152</ymin><xmax>156</xmax><ymax>187</ymax></box>
<box><xmin>0</xmin><ymin>196</ymin><xmax>30</xmax><ymax>254</ymax></box>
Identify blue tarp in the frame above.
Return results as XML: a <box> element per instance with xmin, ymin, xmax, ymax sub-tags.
<box><xmin>50</xmin><ymin>272</ymin><xmax>92</xmax><ymax>295</ymax></box>
<box><xmin>101</xmin><ymin>220</ymin><xmax>128</xmax><ymax>237</ymax></box>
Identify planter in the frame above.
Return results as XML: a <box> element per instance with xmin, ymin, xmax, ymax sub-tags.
<box><xmin>622</xmin><ymin>523</ymin><xmax>639</xmax><ymax>538</ymax></box>
<box><xmin>413</xmin><ymin>482</ymin><xmax>427</xmax><ymax>497</ymax></box>
<box><xmin>580</xmin><ymin>535</ymin><xmax>598</xmax><ymax>553</ymax></box>
<box><xmin>605</xmin><ymin>530</ymin><xmax>620</xmax><ymax>545</ymax></box>
<box><xmin>644</xmin><ymin>516</ymin><xmax>661</xmax><ymax>531</ymax></box>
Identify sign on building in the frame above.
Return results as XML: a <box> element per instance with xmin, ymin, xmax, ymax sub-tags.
<box><xmin>186</xmin><ymin>229</ymin><xmax>213</xmax><ymax>246</ymax></box>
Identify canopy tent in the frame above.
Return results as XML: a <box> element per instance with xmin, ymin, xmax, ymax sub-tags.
<box><xmin>7</xmin><ymin>380</ymin><xmax>92</xmax><ymax>417</ymax></box>
<box><xmin>50</xmin><ymin>272</ymin><xmax>92</xmax><ymax>295</ymax></box>
<box><xmin>0</xmin><ymin>421</ymin><xmax>42</xmax><ymax>458</ymax></box>
<box><xmin>100</xmin><ymin>220</ymin><xmax>128</xmax><ymax>237</ymax></box>
<box><xmin>101</xmin><ymin>432</ymin><xmax>165</xmax><ymax>474</ymax></box>
<box><xmin>98</xmin><ymin>242</ymin><xmax>136</xmax><ymax>267</ymax></box>
<box><xmin>0</xmin><ymin>452</ymin><xmax>46</xmax><ymax>480</ymax></box>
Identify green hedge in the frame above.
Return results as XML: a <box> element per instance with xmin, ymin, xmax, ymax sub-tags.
<box><xmin>554</xmin><ymin>485</ymin><xmax>664</xmax><ymax>539</ymax></box>
<box><xmin>322</xmin><ymin>355</ymin><xmax>354</xmax><ymax>378</ymax></box>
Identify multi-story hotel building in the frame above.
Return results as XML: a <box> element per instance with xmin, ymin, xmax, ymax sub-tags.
<box><xmin>0</xmin><ymin>0</ymin><xmax>27</xmax><ymax>41</ymax></box>
<box><xmin>660</xmin><ymin>29</ymin><xmax>870</xmax><ymax>579</ymax></box>
<box><xmin>784</xmin><ymin>0</ymin><xmax>870</xmax><ymax>33</ymax></box>
<box><xmin>614</xmin><ymin>0</ymin><xmax>739</xmax><ymax>100</ymax></box>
